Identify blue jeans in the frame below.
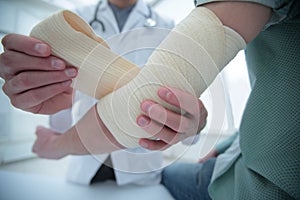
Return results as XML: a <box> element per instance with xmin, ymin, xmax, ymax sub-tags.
<box><xmin>162</xmin><ymin>158</ymin><xmax>216</xmax><ymax>200</ymax></box>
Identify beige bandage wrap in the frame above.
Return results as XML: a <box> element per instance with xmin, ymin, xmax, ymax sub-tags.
<box><xmin>30</xmin><ymin>8</ymin><xmax>245</xmax><ymax>148</ymax></box>
<box><xmin>97</xmin><ymin>7</ymin><xmax>246</xmax><ymax>147</ymax></box>
<box><xmin>30</xmin><ymin>10</ymin><xmax>140</xmax><ymax>99</ymax></box>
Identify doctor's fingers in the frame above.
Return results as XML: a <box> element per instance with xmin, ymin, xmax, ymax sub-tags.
<box><xmin>157</xmin><ymin>86</ymin><xmax>207</xmax><ymax>117</ymax></box>
<box><xmin>2</xmin><ymin>69</ymin><xmax>77</xmax><ymax>95</ymax></box>
<box><xmin>7</xmin><ymin>80</ymin><xmax>72</xmax><ymax>113</ymax></box>
<box><xmin>1</xmin><ymin>34</ymin><xmax>51</xmax><ymax>57</ymax></box>
<box><xmin>25</xmin><ymin>88</ymin><xmax>74</xmax><ymax>114</ymax></box>
<box><xmin>0</xmin><ymin>50</ymin><xmax>66</xmax><ymax>80</ymax></box>
<box><xmin>140</xmin><ymin>100</ymin><xmax>200</xmax><ymax>134</ymax></box>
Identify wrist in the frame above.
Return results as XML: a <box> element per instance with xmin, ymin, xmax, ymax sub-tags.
<box><xmin>60</xmin><ymin>128</ymin><xmax>89</xmax><ymax>156</ymax></box>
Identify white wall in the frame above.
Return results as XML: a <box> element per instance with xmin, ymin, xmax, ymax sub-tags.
<box><xmin>0</xmin><ymin>0</ymin><xmax>61</xmax><ymax>163</ymax></box>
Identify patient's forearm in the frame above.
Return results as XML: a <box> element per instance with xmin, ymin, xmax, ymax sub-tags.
<box><xmin>30</xmin><ymin>2</ymin><xmax>272</xmax><ymax>149</ymax></box>
<box><xmin>98</xmin><ymin>2</ymin><xmax>272</xmax><ymax>148</ymax></box>
<box><xmin>204</xmin><ymin>1</ymin><xmax>272</xmax><ymax>43</ymax></box>
<box><xmin>61</xmin><ymin>105</ymin><xmax>123</xmax><ymax>156</ymax></box>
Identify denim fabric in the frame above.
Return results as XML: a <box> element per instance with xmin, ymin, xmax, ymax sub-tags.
<box><xmin>162</xmin><ymin>158</ymin><xmax>216</xmax><ymax>200</ymax></box>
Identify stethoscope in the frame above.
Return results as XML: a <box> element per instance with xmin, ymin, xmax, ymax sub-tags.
<box><xmin>89</xmin><ymin>0</ymin><xmax>157</xmax><ymax>32</ymax></box>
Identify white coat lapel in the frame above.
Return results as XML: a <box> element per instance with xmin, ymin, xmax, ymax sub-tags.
<box><xmin>98</xmin><ymin>0</ymin><xmax>120</xmax><ymax>35</ymax></box>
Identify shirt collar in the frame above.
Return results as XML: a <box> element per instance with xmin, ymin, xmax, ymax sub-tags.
<box><xmin>100</xmin><ymin>0</ymin><xmax>150</xmax><ymax>17</ymax></box>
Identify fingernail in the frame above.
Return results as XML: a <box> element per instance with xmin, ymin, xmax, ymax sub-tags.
<box><xmin>158</xmin><ymin>88</ymin><xmax>172</xmax><ymax>99</ymax></box>
<box><xmin>65</xmin><ymin>68</ymin><xmax>77</xmax><ymax>77</ymax></box>
<box><xmin>141</xmin><ymin>101</ymin><xmax>152</xmax><ymax>112</ymax></box>
<box><xmin>51</xmin><ymin>59</ymin><xmax>65</xmax><ymax>69</ymax></box>
<box><xmin>137</xmin><ymin>116</ymin><xmax>149</xmax><ymax>127</ymax></box>
<box><xmin>34</xmin><ymin>43</ymin><xmax>48</xmax><ymax>54</ymax></box>
<box><xmin>139</xmin><ymin>140</ymin><xmax>149</xmax><ymax>148</ymax></box>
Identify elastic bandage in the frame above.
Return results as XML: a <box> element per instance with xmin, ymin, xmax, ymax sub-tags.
<box><xmin>97</xmin><ymin>7</ymin><xmax>246</xmax><ymax>147</ymax></box>
<box><xmin>30</xmin><ymin>11</ymin><xmax>140</xmax><ymax>99</ymax></box>
<box><xmin>30</xmin><ymin>7</ymin><xmax>245</xmax><ymax>148</ymax></box>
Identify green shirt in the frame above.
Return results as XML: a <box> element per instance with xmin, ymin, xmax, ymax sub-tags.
<box><xmin>195</xmin><ymin>0</ymin><xmax>300</xmax><ymax>199</ymax></box>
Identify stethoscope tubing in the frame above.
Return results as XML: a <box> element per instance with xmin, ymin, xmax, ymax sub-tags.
<box><xmin>89</xmin><ymin>0</ymin><xmax>156</xmax><ymax>32</ymax></box>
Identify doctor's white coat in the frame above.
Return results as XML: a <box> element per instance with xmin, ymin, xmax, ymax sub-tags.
<box><xmin>50</xmin><ymin>0</ymin><xmax>174</xmax><ymax>185</ymax></box>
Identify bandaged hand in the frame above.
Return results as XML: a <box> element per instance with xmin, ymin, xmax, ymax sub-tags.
<box><xmin>137</xmin><ymin>86</ymin><xmax>207</xmax><ymax>150</ymax></box>
<box><xmin>97</xmin><ymin>7</ymin><xmax>245</xmax><ymax>147</ymax></box>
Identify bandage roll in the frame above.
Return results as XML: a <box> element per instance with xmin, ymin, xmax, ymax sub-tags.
<box><xmin>30</xmin><ymin>10</ymin><xmax>140</xmax><ymax>99</ymax></box>
<box><xmin>97</xmin><ymin>7</ymin><xmax>246</xmax><ymax>147</ymax></box>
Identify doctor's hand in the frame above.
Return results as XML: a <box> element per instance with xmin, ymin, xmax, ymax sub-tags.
<box><xmin>0</xmin><ymin>34</ymin><xmax>77</xmax><ymax>114</ymax></box>
<box><xmin>32</xmin><ymin>126</ymin><xmax>68</xmax><ymax>159</ymax></box>
<box><xmin>137</xmin><ymin>86</ymin><xmax>207</xmax><ymax>150</ymax></box>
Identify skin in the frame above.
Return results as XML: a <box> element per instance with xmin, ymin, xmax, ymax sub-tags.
<box><xmin>0</xmin><ymin>0</ymin><xmax>137</xmax><ymax>114</ymax></box>
<box><xmin>0</xmin><ymin>34</ymin><xmax>75</xmax><ymax>114</ymax></box>
<box><xmin>32</xmin><ymin>86</ymin><xmax>208</xmax><ymax>158</ymax></box>
<box><xmin>0</xmin><ymin>1</ymin><xmax>272</xmax><ymax>158</ymax></box>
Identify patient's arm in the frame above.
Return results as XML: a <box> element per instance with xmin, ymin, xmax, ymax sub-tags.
<box><xmin>33</xmin><ymin>2</ymin><xmax>272</xmax><ymax>156</ymax></box>
<box><xmin>32</xmin><ymin>86</ymin><xmax>207</xmax><ymax>158</ymax></box>
<box><xmin>203</xmin><ymin>1</ymin><xmax>271</xmax><ymax>43</ymax></box>
<box><xmin>32</xmin><ymin>86</ymin><xmax>208</xmax><ymax>158</ymax></box>
<box><xmin>32</xmin><ymin>104</ymin><xmax>122</xmax><ymax>159</ymax></box>
<box><xmin>95</xmin><ymin>2</ymin><xmax>271</xmax><ymax>148</ymax></box>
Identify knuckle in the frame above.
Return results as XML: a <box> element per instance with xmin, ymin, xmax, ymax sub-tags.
<box><xmin>0</xmin><ymin>52</ymin><xmax>14</xmax><ymax>78</ymax></box>
<box><xmin>2</xmin><ymin>83</ymin><xmax>9</xmax><ymax>95</ymax></box>
<box><xmin>0</xmin><ymin>52</ymin><xmax>11</xmax><ymax>67</ymax></box>
<box><xmin>8</xmin><ymin>79</ymin><xmax>19</xmax><ymax>93</ymax></box>
<box><xmin>200</xmin><ymin>119</ymin><xmax>207</xmax><ymax>129</ymax></box>
<box><xmin>200</xmin><ymin>106</ymin><xmax>208</xmax><ymax>119</ymax></box>
<box><xmin>15</xmin><ymin>73</ymin><xmax>30</xmax><ymax>88</ymax></box>
<box><xmin>198</xmin><ymin>100</ymin><xmax>206</xmax><ymax>113</ymax></box>
<box><xmin>10</xmin><ymin>97</ymin><xmax>21</xmax><ymax>109</ymax></box>
<box><xmin>156</xmin><ymin>110</ymin><xmax>165</xmax><ymax>121</ymax></box>
<box><xmin>152</xmin><ymin>105</ymin><xmax>166</xmax><ymax>120</ymax></box>
<box><xmin>191</xmin><ymin>99</ymin><xmax>206</xmax><ymax>117</ymax></box>
<box><xmin>203</xmin><ymin>109</ymin><xmax>208</xmax><ymax>118</ymax></box>
<box><xmin>0</xmin><ymin>52</ymin><xmax>4</xmax><ymax>65</ymax></box>
<box><xmin>0</xmin><ymin>54</ymin><xmax>5</xmax><ymax>78</ymax></box>
<box><xmin>27</xmin><ymin>90</ymin><xmax>40</xmax><ymax>104</ymax></box>
<box><xmin>48</xmin><ymin>83</ymin><xmax>63</xmax><ymax>95</ymax></box>
<box><xmin>12</xmin><ymin>94</ymin><xmax>32</xmax><ymax>109</ymax></box>
<box><xmin>1</xmin><ymin>34</ymin><xmax>13</xmax><ymax>47</ymax></box>
<box><xmin>178</xmin><ymin>117</ymin><xmax>192</xmax><ymax>133</ymax></box>
<box><xmin>29</xmin><ymin>106</ymin><xmax>42</xmax><ymax>114</ymax></box>
<box><xmin>12</xmin><ymin>90</ymin><xmax>38</xmax><ymax>110</ymax></box>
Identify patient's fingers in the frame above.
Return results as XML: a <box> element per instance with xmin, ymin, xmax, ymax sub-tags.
<box><xmin>157</xmin><ymin>86</ymin><xmax>206</xmax><ymax>116</ymax></box>
<box><xmin>139</xmin><ymin>138</ymin><xmax>171</xmax><ymax>151</ymax></box>
<box><xmin>140</xmin><ymin>100</ymin><xmax>196</xmax><ymax>134</ymax></box>
<box><xmin>137</xmin><ymin>114</ymin><xmax>186</xmax><ymax>147</ymax></box>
